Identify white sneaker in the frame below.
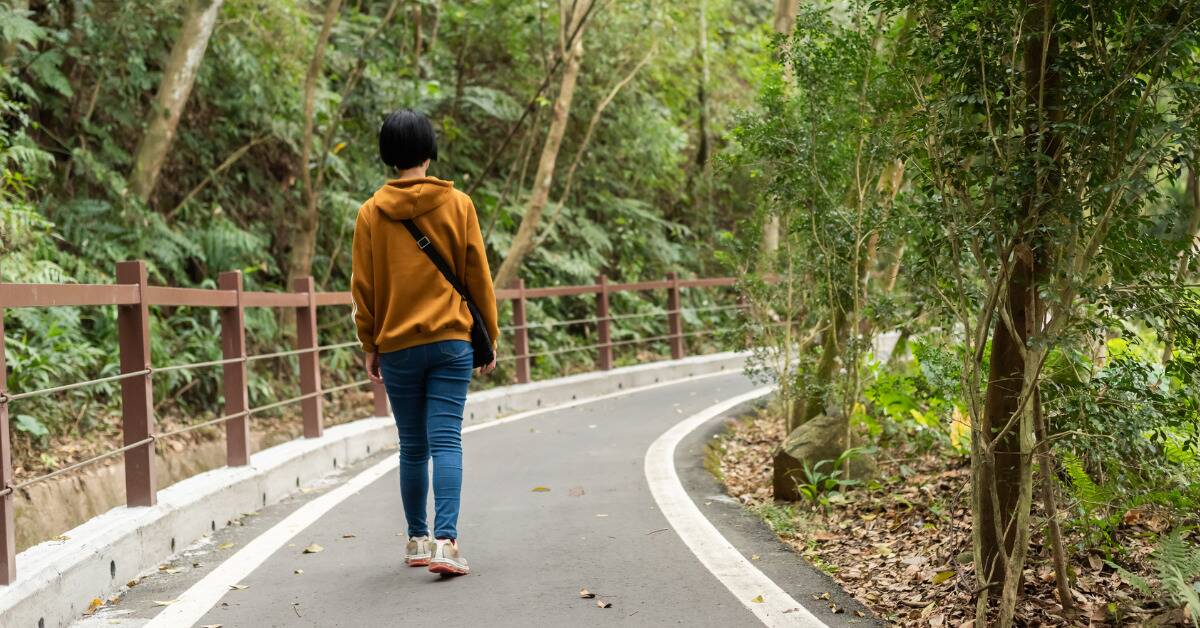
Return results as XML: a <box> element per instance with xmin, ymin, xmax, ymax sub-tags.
<box><xmin>405</xmin><ymin>535</ymin><xmax>432</xmax><ymax>567</ymax></box>
<box><xmin>428</xmin><ymin>539</ymin><xmax>470</xmax><ymax>575</ymax></box>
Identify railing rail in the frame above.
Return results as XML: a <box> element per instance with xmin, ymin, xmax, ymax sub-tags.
<box><xmin>0</xmin><ymin>263</ymin><xmax>743</xmax><ymax>585</ymax></box>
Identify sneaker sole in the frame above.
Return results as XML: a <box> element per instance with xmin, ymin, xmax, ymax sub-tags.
<box><xmin>406</xmin><ymin>557</ymin><xmax>431</xmax><ymax>567</ymax></box>
<box><xmin>428</xmin><ymin>560</ymin><xmax>469</xmax><ymax>576</ymax></box>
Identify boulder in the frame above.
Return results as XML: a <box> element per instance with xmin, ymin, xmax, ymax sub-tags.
<box><xmin>772</xmin><ymin>412</ymin><xmax>876</xmax><ymax>501</ymax></box>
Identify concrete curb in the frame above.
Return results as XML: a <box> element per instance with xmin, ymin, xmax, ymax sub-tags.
<box><xmin>1</xmin><ymin>352</ymin><xmax>747</xmax><ymax>628</ymax></box>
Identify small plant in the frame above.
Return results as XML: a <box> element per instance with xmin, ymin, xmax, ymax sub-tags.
<box><xmin>1113</xmin><ymin>529</ymin><xmax>1200</xmax><ymax>627</ymax></box>
<box><xmin>793</xmin><ymin>448</ymin><xmax>865</xmax><ymax>509</ymax></box>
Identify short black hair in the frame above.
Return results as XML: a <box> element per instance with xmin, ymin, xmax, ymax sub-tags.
<box><xmin>379</xmin><ymin>109</ymin><xmax>438</xmax><ymax>170</ymax></box>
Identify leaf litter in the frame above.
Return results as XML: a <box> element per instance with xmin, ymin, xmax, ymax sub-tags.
<box><xmin>715</xmin><ymin>408</ymin><xmax>1200</xmax><ymax>626</ymax></box>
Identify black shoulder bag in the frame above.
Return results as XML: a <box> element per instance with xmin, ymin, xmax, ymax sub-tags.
<box><xmin>400</xmin><ymin>219</ymin><xmax>496</xmax><ymax>368</ymax></box>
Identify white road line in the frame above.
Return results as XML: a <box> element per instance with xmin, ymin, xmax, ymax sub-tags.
<box><xmin>144</xmin><ymin>369</ymin><xmax>740</xmax><ymax>627</ymax></box>
<box><xmin>644</xmin><ymin>387</ymin><xmax>829</xmax><ymax>628</ymax></box>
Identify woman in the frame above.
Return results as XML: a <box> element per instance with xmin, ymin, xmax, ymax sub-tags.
<box><xmin>351</xmin><ymin>109</ymin><xmax>499</xmax><ymax>576</ymax></box>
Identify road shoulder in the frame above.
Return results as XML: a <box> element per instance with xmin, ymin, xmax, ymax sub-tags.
<box><xmin>673</xmin><ymin>402</ymin><xmax>882</xmax><ymax>627</ymax></box>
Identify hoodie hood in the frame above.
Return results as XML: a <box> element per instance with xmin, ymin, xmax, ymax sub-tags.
<box><xmin>372</xmin><ymin>177</ymin><xmax>454</xmax><ymax>220</ymax></box>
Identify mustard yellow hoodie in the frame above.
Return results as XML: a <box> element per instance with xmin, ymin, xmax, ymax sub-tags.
<box><xmin>351</xmin><ymin>177</ymin><xmax>500</xmax><ymax>355</ymax></box>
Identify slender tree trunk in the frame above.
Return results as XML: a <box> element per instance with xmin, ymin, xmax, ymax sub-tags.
<box><xmin>286</xmin><ymin>0</ymin><xmax>343</xmax><ymax>287</ymax></box>
<box><xmin>977</xmin><ymin>3</ymin><xmax>1058</xmax><ymax>622</ymax></box>
<box><xmin>790</xmin><ymin>305</ymin><xmax>847</xmax><ymax>431</ymax></box>
<box><xmin>1033</xmin><ymin>394</ymin><xmax>1075</xmax><ymax>619</ymax></box>
<box><xmin>761</xmin><ymin>0</ymin><xmax>799</xmax><ymax>260</ymax></box>
<box><xmin>492</xmin><ymin>0</ymin><xmax>590</xmax><ymax>289</ymax></box>
<box><xmin>128</xmin><ymin>0</ymin><xmax>224</xmax><ymax>204</ymax></box>
<box><xmin>412</xmin><ymin>3</ymin><xmax>424</xmax><ymax>79</ymax></box>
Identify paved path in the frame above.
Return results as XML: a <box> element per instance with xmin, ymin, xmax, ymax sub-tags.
<box><xmin>79</xmin><ymin>372</ymin><xmax>864</xmax><ymax>627</ymax></box>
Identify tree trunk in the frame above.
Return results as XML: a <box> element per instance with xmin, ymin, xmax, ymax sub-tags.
<box><xmin>760</xmin><ymin>0</ymin><xmax>798</xmax><ymax>260</ymax></box>
<box><xmin>286</xmin><ymin>0</ymin><xmax>343</xmax><ymax>287</ymax></box>
<box><xmin>491</xmin><ymin>0</ymin><xmax>590</xmax><ymax>289</ymax></box>
<box><xmin>791</xmin><ymin>305</ymin><xmax>847</xmax><ymax>432</ymax></box>
<box><xmin>772</xmin><ymin>0</ymin><xmax>799</xmax><ymax>34</ymax></box>
<box><xmin>977</xmin><ymin>2</ymin><xmax>1058</xmax><ymax>620</ymax></box>
<box><xmin>128</xmin><ymin>0</ymin><xmax>224</xmax><ymax>204</ymax></box>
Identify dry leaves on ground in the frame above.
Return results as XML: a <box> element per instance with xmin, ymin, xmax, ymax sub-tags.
<box><xmin>714</xmin><ymin>410</ymin><xmax>1198</xmax><ymax>626</ymax></box>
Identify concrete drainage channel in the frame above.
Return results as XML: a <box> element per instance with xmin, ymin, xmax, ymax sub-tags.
<box><xmin>0</xmin><ymin>352</ymin><xmax>747</xmax><ymax>628</ymax></box>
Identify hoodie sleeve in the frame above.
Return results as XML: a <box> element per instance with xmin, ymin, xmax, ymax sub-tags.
<box><xmin>463</xmin><ymin>197</ymin><xmax>501</xmax><ymax>349</ymax></box>
<box><xmin>351</xmin><ymin>205</ymin><xmax>377</xmax><ymax>353</ymax></box>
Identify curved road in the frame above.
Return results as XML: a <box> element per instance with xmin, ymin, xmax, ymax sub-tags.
<box><xmin>80</xmin><ymin>372</ymin><xmax>865</xmax><ymax>627</ymax></box>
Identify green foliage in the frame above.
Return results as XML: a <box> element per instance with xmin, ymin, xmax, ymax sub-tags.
<box><xmin>1114</xmin><ymin>530</ymin><xmax>1200</xmax><ymax>626</ymax></box>
<box><xmin>792</xmin><ymin>448</ymin><xmax>866</xmax><ymax>510</ymax></box>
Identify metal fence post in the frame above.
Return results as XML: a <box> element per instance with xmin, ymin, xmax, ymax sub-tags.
<box><xmin>596</xmin><ymin>274</ymin><xmax>612</xmax><ymax>370</ymax></box>
<box><xmin>0</xmin><ymin>295</ymin><xmax>15</xmax><ymax>585</ymax></box>
<box><xmin>667</xmin><ymin>271</ymin><xmax>684</xmax><ymax>360</ymax></box>
<box><xmin>117</xmin><ymin>260</ymin><xmax>156</xmax><ymax>507</ymax></box>
<box><xmin>513</xmin><ymin>278</ymin><xmax>531</xmax><ymax>384</ymax></box>
<box><xmin>219</xmin><ymin>271</ymin><xmax>250</xmax><ymax>466</ymax></box>
<box><xmin>293</xmin><ymin>277</ymin><xmax>323</xmax><ymax>438</ymax></box>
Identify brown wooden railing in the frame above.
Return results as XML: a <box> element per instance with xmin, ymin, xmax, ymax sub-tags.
<box><xmin>0</xmin><ymin>263</ymin><xmax>741</xmax><ymax>584</ymax></box>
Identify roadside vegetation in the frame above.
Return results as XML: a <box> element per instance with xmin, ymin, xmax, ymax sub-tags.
<box><xmin>722</xmin><ymin>1</ymin><xmax>1200</xmax><ymax>625</ymax></box>
<box><xmin>0</xmin><ymin>0</ymin><xmax>760</xmax><ymax>477</ymax></box>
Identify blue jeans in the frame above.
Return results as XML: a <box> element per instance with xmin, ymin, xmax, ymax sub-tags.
<box><xmin>379</xmin><ymin>340</ymin><xmax>472</xmax><ymax>540</ymax></box>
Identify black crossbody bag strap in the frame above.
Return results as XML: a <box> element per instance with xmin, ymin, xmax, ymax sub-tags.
<box><xmin>400</xmin><ymin>219</ymin><xmax>495</xmax><ymax>368</ymax></box>
<box><xmin>401</xmin><ymin>219</ymin><xmax>472</xmax><ymax>299</ymax></box>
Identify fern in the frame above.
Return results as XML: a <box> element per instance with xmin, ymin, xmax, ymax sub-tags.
<box><xmin>1061</xmin><ymin>451</ymin><xmax>1113</xmax><ymax>513</ymax></box>
<box><xmin>1115</xmin><ymin>531</ymin><xmax>1200</xmax><ymax>626</ymax></box>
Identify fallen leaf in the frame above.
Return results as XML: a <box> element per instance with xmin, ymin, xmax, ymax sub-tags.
<box><xmin>854</xmin><ymin>610</ymin><xmax>866</xmax><ymax>618</ymax></box>
<box><xmin>86</xmin><ymin>598</ymin><xmax>103</xmax><ymax>614</ymax></box>
<box><xmin>228</xmin><ymin>584</ymin><xmax>248</xmax><ymax>590</ymax></box>
<box><xmin>929</xmin><ymin>613</ymin><xmax>946</xmax><ymax>627</ymax></box>
<box><xmin>218</xmin><ymin>542</ymin><xmax>235</xmax><ymax>550</ymax></box>
<box><xmin>294</xmin><ymin>569</ymin><xmax>304</xmax><ymax>575</ymax></box>
<box><xmin>531</xmin><ymin>486</ymin><xmax>551</xmax><ymax>492</ymax></box>
<box><xmin>752</xmin><ymin>595</ymin><xmax>765</xmax><ymax>603</ymax></box>
<box><xmin>153</xmin><ymin>600</ymin><xmax>177</xmax><ymax>607</ymax></box>
<box><xmin>53</xmin><ymin>535</ymin><xmax>70</xmax><ymax>542</ymax></box>
<box><xmin>1087</xmin><ymin>554</ymin><xmax>1104</xmax><ymax>572</ymax></box>
<box><xmin>932</xmin><ymin>570</ymin><xmax>956</xmax><ymax>585</ymax></box>
<box><xmin>303</xmin><ymin>543</ymin><xmax>324</xmax><ymax>554</ymax></box>
<box><xmin>201</xmin><ymin>625</ymin><xmax>223</xmax><ymax>628</ymax></box>
<box><xmin>596</xmin><ymin>599</ymin><xmax>612</xmax><ymax>609</ymax></box>
<box><xmin>750</xmin><ymin>554</ymin><xmax>761</xmax><ymax>561</ymax></box>
<box><xmin>342</xmin><ymin>533</ymin><xmax>356</xmax><ymax>538</ymax></box>
<box><xmin>813</xmin><ymin>592</ymin><xmax>831</xmax><ymax>601</ymax></box>
<box><xmin>580</xmin><ymin>588</ymin><xmax>595</xmax><ymax>599</ymax></box>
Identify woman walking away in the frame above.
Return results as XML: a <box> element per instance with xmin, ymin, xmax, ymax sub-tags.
<box><xmin>352</xmin><ymin>109</ymin><xmax>499</xmax><ymax>577</ymax></box>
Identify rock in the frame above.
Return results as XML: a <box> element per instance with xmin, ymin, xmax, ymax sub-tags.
<box><xmin>772</xmin><ymin>413</ymin><xmax>876</xmax><ymax>501</ymax></box>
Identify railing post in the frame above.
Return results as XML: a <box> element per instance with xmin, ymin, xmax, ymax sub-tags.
<box><xmin>596</xmin><ymin>274</ymin><xmax>612</xmax><ymax>370</ymax></box>
<box><xmin>373</xmin><ymin>380</ymin><xmax>389</xmax><ymax>418</ymax></box>
<box><xmin>667</xmin><ymin>271</ymin><xmax>684</xmax><ymax>360</ymax></box>
<box><xmin>0</xmin><ymin>297</ymin><xmax>16</xmax><ymax>585</ymax></box>
<box><xmin>117</xmin><ymin>260</ymin><xmax>156</xmax><ymax>507</ymax></box>
<box><xmin>219</xmin><ymin>271</ymin><xmax>251</xmax><ymax>466</ymax></box>
<box><xmin>293</xmin><ymin>277</ymin><xmax>323</xmax><ymax>438</ymax></box>
<box><xmin>513</xmin><ymin>278</ymin><xmax>531</xmax><ymax>384</ymax></box>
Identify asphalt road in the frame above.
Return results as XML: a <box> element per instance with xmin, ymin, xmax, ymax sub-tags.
<box><xmin>78</xmin><ymin>372</ymin><xmax>866</xmax><ymax>627</ymax></box>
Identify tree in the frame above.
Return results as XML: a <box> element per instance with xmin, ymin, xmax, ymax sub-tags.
<box><xmin>128</xmin><ymin>0</ymin><xmax>224</xmax><ymax>204</ymax></box>
<box><xmin>492</xmin><ymin>0</ymin><xmax>593</xmax><ymax>289</ymax></box>
<box><xmin>286</xmin><ymin>0</ymin><xmax>343</xmax><ymax>286</ymax></box>
<box><xmin>889</xmin><ymin>0</ymin><xmax>1200</xmax><ymax>622</ymax></box>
